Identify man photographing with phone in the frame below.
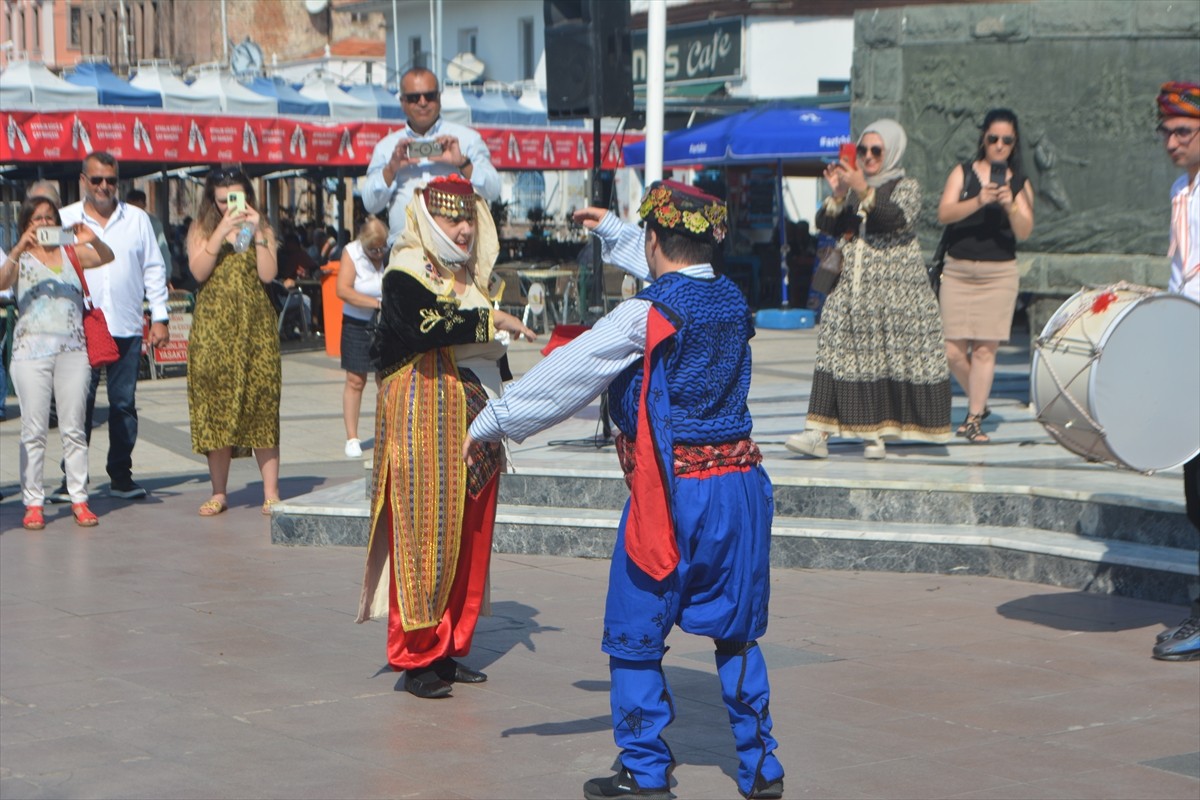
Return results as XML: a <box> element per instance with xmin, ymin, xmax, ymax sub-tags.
<box><xmin>363</xmin><ymin>68</ymin><xmax>500</xmax><ymax>246</ymax></box>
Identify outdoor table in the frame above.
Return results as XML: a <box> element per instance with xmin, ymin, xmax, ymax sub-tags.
<box><xmin>516</xmin><ymin>266</ymin><xmax>579</xmax><ymax>331</ymax></box>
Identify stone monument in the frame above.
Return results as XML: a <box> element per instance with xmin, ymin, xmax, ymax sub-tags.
<box><xmin>851</xmin><ymin>0</ymin><xmax>1200</xmax><ymax>333</ymax></box>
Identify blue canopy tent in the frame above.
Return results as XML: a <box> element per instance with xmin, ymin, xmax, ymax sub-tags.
<box><xmin>461</xmin><ymin>87</ymin><xmax>548</xmax><ymax>126</ymax></box>
<box><xmin>624</xmin><ymin>106</ymin><xmax>851</xmax><ymax>319</ymax></box>
<box><xmin>247</xmin><ymin>76</ymin><xmax>329</xmax><ymax>116</ymax></box>
<box><xmin>65</xmin><ymin>61</ymin><xmax>161</xmax><ymax>107</ymax></box>
<box><xmin>623</xmin><ymin>106</ymin><xmax>849</xmax><ymax>169</ymax></box>
<box><xmin>344</xmin><ymin>84</ymin><xmax>404</xmax><ymax>120</ymax></box>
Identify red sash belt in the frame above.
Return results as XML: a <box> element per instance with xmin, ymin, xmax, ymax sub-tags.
<box><xmin>615</xmin><ymin>434</ymin><xmax>762</xmax><ymax>486</ymax></box>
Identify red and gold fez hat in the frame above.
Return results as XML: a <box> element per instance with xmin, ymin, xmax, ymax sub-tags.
<box><xmin>423</xmin><ymin>174</ymin><xmax>476</xmax><ymax>221</ymax></box>
<box><xmin>637</xmin><ymin>180</ymin><xmax>728</xmax><ymax>244</ymax></box>
<box><xmin>1157</xmin><ymin>82</ymin><xmax>1200</xmax><ymax>119</ymax></box>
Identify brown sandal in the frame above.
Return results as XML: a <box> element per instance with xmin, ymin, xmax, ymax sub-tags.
<box><xmin>956</xmin><ymin>406</ymin><xmax>991</xmax><ymax>437</ymax></box>
<box><xmin>960</xmin><ymin>413</ymin><xmax>990</xmax><ymax>444</ymax></box>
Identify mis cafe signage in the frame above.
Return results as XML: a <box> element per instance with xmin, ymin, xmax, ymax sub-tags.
<box><xmin>631</xmin><ymin>18</ymin><xmax>743</xmax><ymax>87</ymax></box>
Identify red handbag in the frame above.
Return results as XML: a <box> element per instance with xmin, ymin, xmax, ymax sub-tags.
<box><xmin>64</xmin><ymin>245</ymin><xmax>120</xmax><ymax>368</ymax></box>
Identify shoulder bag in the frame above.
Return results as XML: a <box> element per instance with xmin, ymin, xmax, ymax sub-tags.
<box><xmin>64</xmin><ymin>245</ymin><xmax>120</xmax><ymax>368</ymax></box>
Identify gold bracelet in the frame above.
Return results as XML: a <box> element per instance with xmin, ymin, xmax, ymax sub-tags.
<box><xmin>256</xmin><ymin>239</ymin><xmax>270</xmax><ymax>247</ymax></box>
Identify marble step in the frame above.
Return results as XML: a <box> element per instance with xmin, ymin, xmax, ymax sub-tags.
<box><xmin>269</xmin><ymin>481</ymin><xmax>1198</xmax><ymax>606</ymax></box>
<box><xmin>499</xmin><ymin>471</ymin><xmax>1194</xmax><ymax>550</ymax></box>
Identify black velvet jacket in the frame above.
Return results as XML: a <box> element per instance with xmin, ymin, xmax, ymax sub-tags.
<box><xmin>369</xmin><ymin>269</ymin><xmax>493</xmax><ymax>375</ymax></box>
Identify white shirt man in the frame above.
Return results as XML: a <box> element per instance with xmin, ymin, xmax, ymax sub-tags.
<box><xmin>53</xmin><ymin>152</ymin><xmax>169</xmax><ymax>501</ymax></box>
<box><xmin>362</xmin><ymin>68</ymin><xmax>500</xmax><ymax>246</ymax></box>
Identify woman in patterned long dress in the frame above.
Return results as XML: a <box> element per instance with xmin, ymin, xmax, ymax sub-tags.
<box><xmin>185</xmin><ymin>168</ymin><xmax>281</xmax><ymax>516</ymax></box>
<box><xmin>785</xmin><ymin>119</ymin><xmax>951</xmax><ymax>459</ymax></box>
<box><xmin>356</xmin><ymin>175</ymin><xmax>536</xmax><ymax>699</ymax></box>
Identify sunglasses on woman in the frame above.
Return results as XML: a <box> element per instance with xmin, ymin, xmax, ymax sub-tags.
<box><xmin>986</xmin><ymin>135</ymin><xmax>1015</xmax><ymax>145</ymax></box>
<box><xmin>856</xmin><ymin>145</ymin><xmax>883</xmax><ymax>158</ymax></box>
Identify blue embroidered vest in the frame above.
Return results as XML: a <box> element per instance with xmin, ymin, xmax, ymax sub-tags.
<box><xmin>608</xmin><ymin>272</ymin><xmax>754</xmax><ymax>445</ymax></box>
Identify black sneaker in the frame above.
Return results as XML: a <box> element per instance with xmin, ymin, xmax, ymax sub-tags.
<box><xmin>109</xmin><ymin>478</ymin><xmax>148</xmax><ymax>499</ymax></box>
<box><xmin>583</xmin><ymin>767</ymin><xmax>671</xmax><ymax>800</ymax></box>
<box><xmin>47</xmin><ymin>480</ymin><xmax>73</xmax><ymax>504</ymax></box>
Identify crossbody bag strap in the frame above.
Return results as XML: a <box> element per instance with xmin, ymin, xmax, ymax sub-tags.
<box><xmin>63</xmin><ymin>245</ymin><xmax>93</xmax><ymax>308</ymax></box>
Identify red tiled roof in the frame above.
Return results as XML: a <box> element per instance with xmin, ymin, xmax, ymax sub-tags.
<box><xmin>301</xmin><ymin>37</ymin><xmax>385</xmax><ymax>60</ymax></box>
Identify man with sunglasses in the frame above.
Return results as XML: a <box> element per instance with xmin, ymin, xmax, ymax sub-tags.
<box><xmin>1152</xmin><ymin>81</ymin><xmax>1200</xmax><ymax>662</ymax></box>
<box><xmin>362</xmin><ymin>68</ymin><xmax>499</xmax><ymax>246</ymax></box>
<box><xmin>52</xmin><ymin>152</ymin><xmax>169</xmax><ymax>502</ymax></box>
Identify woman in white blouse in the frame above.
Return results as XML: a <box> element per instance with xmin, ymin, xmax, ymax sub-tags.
<box><xmin>0</xmin><ymin>196</ymin><xmax>113</xmax><ymax>530</ymax></box>
<box><xmin>335</xmin><ymin>217</ymin><xmax>388</xmax><ymax>459</ymax></box>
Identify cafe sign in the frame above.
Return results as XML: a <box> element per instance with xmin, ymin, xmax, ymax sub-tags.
<box><xmin>632</xmin><ymin>18</ymin><xmax>743</xmax><ymax>87</ymax></box>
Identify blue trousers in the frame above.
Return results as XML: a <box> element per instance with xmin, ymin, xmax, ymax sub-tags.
<box><xmin>82</xmin><ymin>335</ymin><xmax>142</xmax><ymax>484</ymax></box>
<box><xmin>603</xmin><ymin>466</ymin><xmax>783</xmax><ymax>795</ymax></box>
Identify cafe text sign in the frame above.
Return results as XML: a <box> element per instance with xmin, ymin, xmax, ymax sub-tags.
<box><xmin>631</xmin><ymin>18</ymin><xmax>743</xmax><ymax>87</ymax></box>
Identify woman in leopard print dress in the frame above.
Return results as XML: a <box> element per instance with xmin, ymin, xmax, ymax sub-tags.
<box><xmin>786</xmin><ymin>119</ymin><xmax>951</xmax><ymax>460</ymax></box>
<box><xmin>185</xmin><ymin>169</ymin><xmax>281</xmax><ymax>516</ymax></box>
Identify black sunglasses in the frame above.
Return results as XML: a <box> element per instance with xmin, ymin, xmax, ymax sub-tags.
<box><xmin>85</xmin><ymin>175</ymin><xmax>119</xmax><ymax>186</ymax></box>
<box><xmin>402</xmin><ymin>90</ymin><xmax>440</xmax><ymax>104</ymax></box>
<box><xmin>986</xmin><ymin>134</ymin><xmax>1015</xmax><ymax>145</ymax></box>
<box><xmin>856</xmin><ymin>144</ymin><xmax>883</xmax><ymax>158</ymax></box>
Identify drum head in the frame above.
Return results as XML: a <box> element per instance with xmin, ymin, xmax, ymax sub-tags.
<box><xmin>1092</xmin><ymin>293</ymin><xmax>1200</xmax><ymax>471</ymax></box>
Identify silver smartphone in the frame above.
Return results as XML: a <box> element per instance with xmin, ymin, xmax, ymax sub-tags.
<box><xmin>407</xmin><ymin>139</ymin><xmax>443</xmax><ymax>159</ymax></box>
<box><xmin>36</xmin><ymin>226</ymin><xmax>76</xmax><ymax>247</ymax></box>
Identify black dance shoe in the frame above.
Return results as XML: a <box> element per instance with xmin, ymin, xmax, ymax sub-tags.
<box><xmin>434</xmin><ymin>657</ymin><xmax>487</xmax><ymax>684</ymax></box>
<box><xmin>402</xmin><ymin>667</ymin><xmax>453</xmax><ymax>699</ymax></box>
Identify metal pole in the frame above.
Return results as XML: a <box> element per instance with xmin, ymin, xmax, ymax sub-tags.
<box><xmin>592</xmin><ymin>115</ymin><xmax>612</xmax><ymax>443</ymax></box>
<box><xmin>220</xmin><ymin>0</ymin><xmax>229</xmax><ymax>62</ymax></box>
<box><xmin>391</xmin><ymin>0</ymin><xmax>400</xmax><ymax>86</ymax></box>
<box><xmin>777</xmin><ymin>159</ymin><xmax>788</xmax><ymax>308</ymax></box>
<box><xmin>644</xmin><ymin>0</ymin><xmax>666</xmax><ymax>184</ymax></box>
<box><xmin>428</xmin><ymin>0</ymin><xmax>436</xmax><ymax>76</ymax></box>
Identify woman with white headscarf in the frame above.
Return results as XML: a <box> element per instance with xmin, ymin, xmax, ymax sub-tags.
<box><xmin>356</xmin><ymin>175</ymin><xmax>536</xmax><ymax>699</ymax></box>
<box><xmin>786</xmin><ymin>119</ymin><xmax>951</xmax><ymax>459</ymax></box>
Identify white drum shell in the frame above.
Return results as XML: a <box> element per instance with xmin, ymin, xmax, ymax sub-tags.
<box><xmin>1031</xmin><ymin>288</ymin><xmax>1200</xmax><ymax>473</ymax></box>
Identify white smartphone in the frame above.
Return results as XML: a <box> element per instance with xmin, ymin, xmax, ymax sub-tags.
<box><xmin>226</xmin><ymin>190</ymin><xmax>246</xmax><ymax>213</ymax></box>
<box><xmin>36</xmin><ymin>226</ymin><xmax>76</xmax><ymax>247</ymax></box>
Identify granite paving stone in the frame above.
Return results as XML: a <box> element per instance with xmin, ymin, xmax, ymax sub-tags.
<box><xmin>1</xmin><ymin>331</ymin><xmax>1196</xmax><ymax>799</ymax></box>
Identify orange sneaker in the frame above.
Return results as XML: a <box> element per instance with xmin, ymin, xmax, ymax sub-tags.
<box><xmin>23</xmin><ymin>506</ymin><xmax>45</xmax><ymax>530</ymax></box>
<box><xmin>72</xmin><ymin>502</ymin><xmax>99</xmax><ymax>527</ymax></box>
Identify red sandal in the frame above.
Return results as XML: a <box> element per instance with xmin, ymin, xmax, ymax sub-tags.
<box><xmin>72</xmin><ymin>502</ymin><xmax>99</xmax><ymax>527</ymax></box>
<box><xmin>23</xmin><ymin>506</ymin><xmax>45</xmax><ymax>530</ymax></box>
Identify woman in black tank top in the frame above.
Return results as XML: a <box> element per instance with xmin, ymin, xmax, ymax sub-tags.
<box><xmin>935</xmin><ymin>109</ymin><xmax>1035</xmax><ymax>443</ymax></box>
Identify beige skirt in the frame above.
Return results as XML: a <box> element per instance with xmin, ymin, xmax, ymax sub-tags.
<box><xmin>939</xmin><ymin>256</ymin><xmax>1019</xmax><ymax>341</ymax></box>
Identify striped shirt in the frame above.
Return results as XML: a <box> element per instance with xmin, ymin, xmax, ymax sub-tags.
<box><xmin>469</xmin><ymin>213</ymin><xmax>715</xmax><ymax>444</ymax></box>
<box><xmin>1168</xmin><ymin>173</ymin><xmax>1200</xmax><ymax>302</ymax></box>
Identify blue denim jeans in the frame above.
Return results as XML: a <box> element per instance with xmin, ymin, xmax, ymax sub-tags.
<box><xmin>83</xmin><ymin>335</ymin><xmax>142</xmax><ymax>484</ymax></box>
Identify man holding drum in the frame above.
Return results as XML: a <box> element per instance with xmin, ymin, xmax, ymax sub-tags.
<box><xmin>1153</xmin><ymin>81</ymin><xmax>1200</xmax><ymax>662</ymax></box>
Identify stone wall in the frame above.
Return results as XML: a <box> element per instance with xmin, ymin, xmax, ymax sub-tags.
<box><xmin>851</xmin><ymin>0</ymin><xmax>1200</xmax><ymax>324</ymax></box>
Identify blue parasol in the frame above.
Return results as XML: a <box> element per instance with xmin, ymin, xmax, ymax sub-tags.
<box><xmin>622</xmin><ymin>106</ymin><xmax>849</xmax><ymax>167</ymax></box>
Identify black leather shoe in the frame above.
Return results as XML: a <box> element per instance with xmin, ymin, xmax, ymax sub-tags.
<box><xmin>434</xmin><ymin>658</ymin><xmax>487</xmax><ymax>684</ymax></box>
<box><xmin>583</xmin><ymin>767</ymin><xmax>671</xmax><ymax>800</ymax></box>
<box><xmin>743</xmin><ymin>776</ymin><xmax>784</xmax><ymax>799</ymax></box>
<box><xmin>403</xmin><ymin>667</ymin><xmax>452</xmax><ymax>699</ymax></box>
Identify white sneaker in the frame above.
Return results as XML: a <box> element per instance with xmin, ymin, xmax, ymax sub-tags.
<box><xmin>784</xmin><ymin>430</ymin><xmax>828</xmax><ymax>458</ymax></box>
<box><xmin>344</xmin><ymin>438</ymin><xmax>363</xmax><ymax>459</ymax></box>
<box><xmin>863</xmin><ymin>439</ymin><xmax>886</xmax><ymax>460</ymax></box>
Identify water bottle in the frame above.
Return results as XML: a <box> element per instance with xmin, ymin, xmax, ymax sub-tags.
<box><xmin>233</xmin><ymin>222</ymin><xmax>255</xmax><ymax>253</ymax></box>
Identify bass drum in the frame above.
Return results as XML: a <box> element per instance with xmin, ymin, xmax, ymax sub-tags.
<box><xmin>1031</xmin><ymin>284</ymin><xmax>1200</xmax><ymax>473</ymax></box>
